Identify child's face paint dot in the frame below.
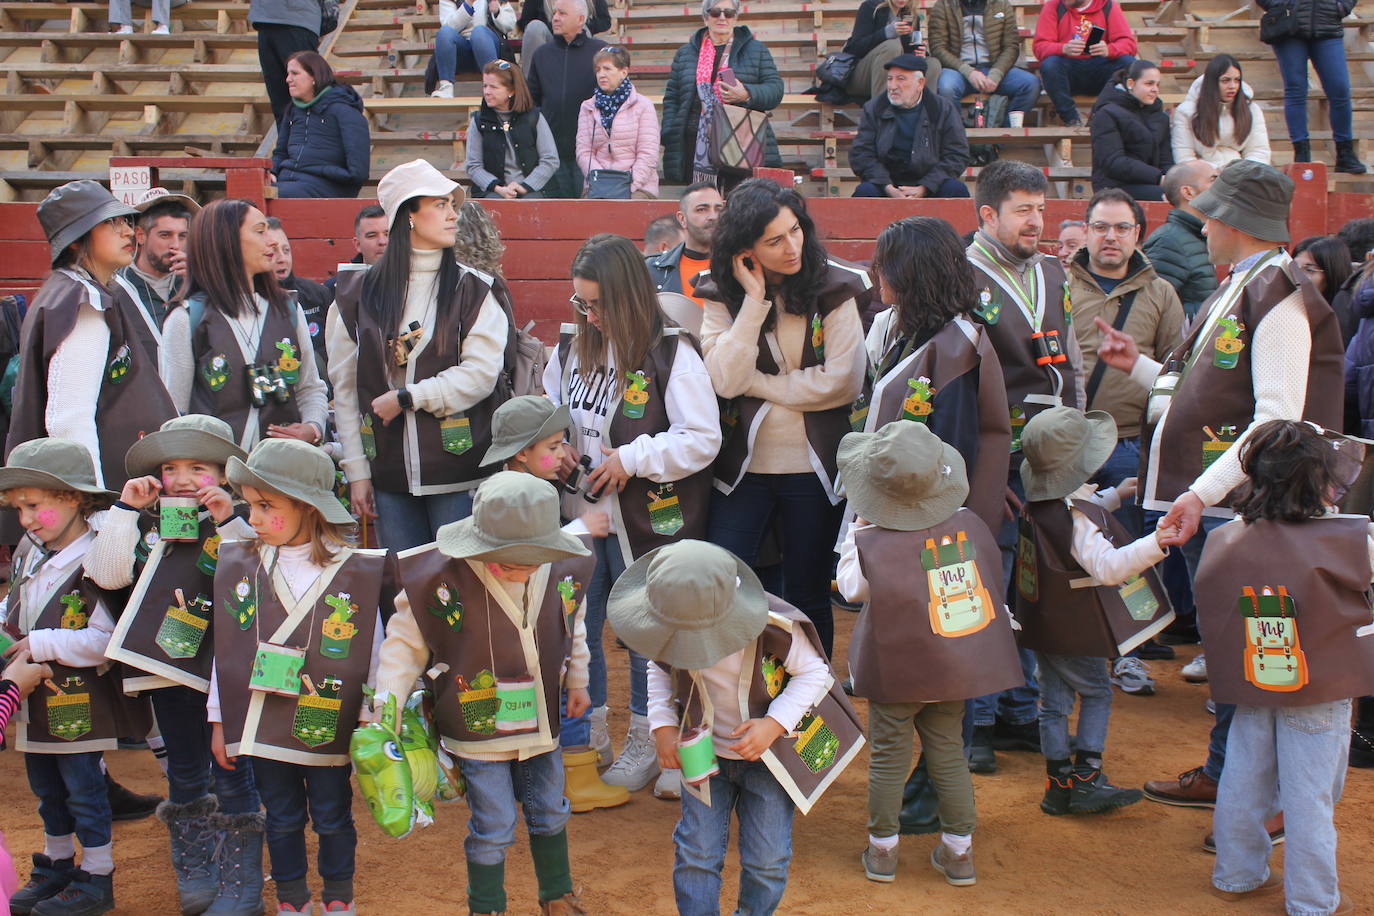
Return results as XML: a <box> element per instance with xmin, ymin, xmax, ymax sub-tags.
<box><xmin>199</xmin><ymin>475</ymin><xmax>216</xmax><ymax>487</ymax></box>
<box><xmin>269</xmin><ymin>516</ymin><xmax>286</xmax><ymax>531</ymax></box>
<box><xmin>36</xmin><ymin>508</ymin><xmax>58</xmax><ymax>528</ymax></box>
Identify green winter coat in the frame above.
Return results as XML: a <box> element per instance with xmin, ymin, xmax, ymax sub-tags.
<box><xmin>660</xmin><ymin>25</ymin><xmax>785</xmax><ymax>183</ymax></box>
<box><xmin>1141</xmin><ymin>208</ymin><xmax>1218</xmax><ymax>319</ymax></box>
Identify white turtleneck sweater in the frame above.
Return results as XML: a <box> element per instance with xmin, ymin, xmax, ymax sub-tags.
<box><xmin>326</xmin><ymin>247</ymin><xmax>510</xmax><ymax>492</ymax></box>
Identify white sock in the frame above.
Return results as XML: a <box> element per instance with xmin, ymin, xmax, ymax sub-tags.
<box><xmin>44</xmin><ymin>834</ymin><xmax>76</xmax><ymax>861</ymax></box>
<box><xmin>99</xmin><ymin>756</ymin><xmax>108</xmax><ymax>775</ymax></box>
<box><xmin>868</xmin><ymin>833</ymin><xmax>899</xmax><ymax>851</ymax></box>
<box><xmin>147</xmin><ymin>733</ymin><xmax>169</xmax><ymax>775</ymax></box>
<box><xmin>81</xmin><ymin>842</ymin><xmax>114</xmax><ymax>876</ymax></box>
<box><xmin>941</xmin><ymin>832</ymin><xmax>972</xmax><ymax>856</ymax></box>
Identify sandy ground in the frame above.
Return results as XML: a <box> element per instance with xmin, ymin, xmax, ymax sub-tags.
<box><xmin>3</xmin><ymin>607</ymin><xmax>1371</xmax><ymax>916</ymax></box>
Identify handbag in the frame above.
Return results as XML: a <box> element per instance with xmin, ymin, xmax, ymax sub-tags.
<box><xmin>1259</xmin><ymin>1</ymin><xmax>1298</xmax><ymax>44</ymax></box>
<box><xmin>708</xmin><ymin>103</ymin><xmax>769</xmax><ymax>174</ymax></box>
<box><xmin>815</xmin><ymin>51</ymin><xmax>857</xmax><ymax>90</ymax></box>
<box><xmin>586</xmin><ymin>169</ymin><xmax>633</xmax><ymax>199</ymax></box>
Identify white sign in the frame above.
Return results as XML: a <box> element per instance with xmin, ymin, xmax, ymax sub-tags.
<box><xmin>109</xmin><ymin>166</ymin><xmax>152</xmax><ymax>205</ymax></box>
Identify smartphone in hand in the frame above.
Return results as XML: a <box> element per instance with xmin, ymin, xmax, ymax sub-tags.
<box><xmin>718</xmin><ymin>66</ymin><xmax>740</xmax><ymax>87</ymax></box>
<box><xmin>1085</xmin><ymin>24</ymin><xmax>1106</xmax><ymax>48</ymax></box>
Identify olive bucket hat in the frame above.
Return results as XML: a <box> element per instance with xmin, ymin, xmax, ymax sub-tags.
<box><xmin>1019</xmin><ymin>406</ymin><xmax>1118</xmax><ymax>502</ymax></box>
<box><xmin>436</xmin><ymin>471</ymin><xmax>590</xmax><ymax>564</ymax></box>
<box><xmin>836</xmin><ymin>420</ymin><xmax>969</xmax><ymax>531</ymax></box>
<box><xmin>37</xmin><ymin>180</ymin><xmax>139</xmax><ymax>267</ymax></box>
<box><xmin>227</xmin><ymin>439</ymin><xmax>354</xmax><ymax>525</ymax></box>
<box><xmin>126</xmin><ymin>414</ymin><xmax>247</xmax><ymax>480</ymax></box>
<box><xmin>1190</xmin><ymin>159</ymin><xmax>1294</xmax><ymax>244</ymax></box>
<box><xmin>0</xmin><ymin>438</ymin><xmax>120</xmax><ymax>504</ymax></box>
<box><xmin>481</xmin><ymin>397</ymin><xmax>572</xmax><ymax>466</ymax></box>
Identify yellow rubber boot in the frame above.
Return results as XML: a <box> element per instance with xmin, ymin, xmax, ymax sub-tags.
<box><xmin>563</xmin><ymin>747</ymin><xmax>630</xmax><ymax>813</ymax></box>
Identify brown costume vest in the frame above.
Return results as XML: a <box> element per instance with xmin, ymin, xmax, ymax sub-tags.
<box><xmin>333</xmin><ymin>268</ymin><xmax>511</xmax><ymax>495</ymax></box>
<box><xmin>213</xmin><ymin>541</ymin><xmax>388</xmax><ymax>765</ymax></box>
<box><xmin>104</xmin><ymin>512</ymin><xmax>225</xmax><ymax>693</ymax></box>
<box><xmin>1194</xmin><ymin>515</ymin><xmax>1374</xmax><ymax>706</ymax></box>
<box><xmin>112</xmin><ymin>271</ymin><xmax>166</xmax><ymax>363</ymax></box>
<box><xmin>853</xmin><ymin>316</ymin><xmax>1012</xmax><ymax>534</ymax></box>
<box><xmin>556</xmin><ymin>326</ymin><xmax>715</xmax><ymax>564</ymax></box>
<box><xmin>666</xmin><ymin>599</ymin><xmax>864</xmax><ymax>815</ymax></box>
<box><xmin>1140</xmin><ymin>256</ymin><xmax>1343</xmax><ymax>514</ymax></box>
<box><xmin>695</xmin><ymin>261</ymin><xmax>870</xmax><ymax>504</ymax></box>
<box><xmin>396</xmin><ymin>542</ymin><xmax>596</xmax><ymax>756</ymax></box>
<box><xmin>1014</xmin><ymin>498</ymin><xmax>1174</xmax><ymax>659</ymax></box>
<box><xmin>186</xmin><ymin>298</ymin><xmax>304</xmax><ymax>447</ymax></box>
<box><xmin>14</xmin><ymin>558</ymin><xmax>151</xmax><ymax>753</ymax></box>
<box><xmin>851</xmin><ymin>510</ymin><xmax>1023</xmax><ymax>703</ymax></box>
<box><xmin>5</xmin><ymin>269</ymin><xmax>176</xmax><ymax>490</ymax></box>
<box><xmin>967</xmin><ymin>247</ymin><xmax>1078</xmax><ymax>450</ymax></box>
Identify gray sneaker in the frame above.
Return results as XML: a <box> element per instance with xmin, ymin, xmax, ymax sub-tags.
<box><xmin>861</xmin><ymin>843</ymin><xmax>897</xmax><ymax>883</ymax></box>
<box><xmin>1111</xmin><ymin>657</ymin><xmax>1156</xmax><ymax>696</ymax></box>
<box><xmin>930</xmin><ymin>842</ymin><xmax>976</xmax><ymax>886</ymax></box>
<box><xmin>653</xmin><ymin>768</ymin><xmax>682</xmax><ymax>800</ymax></box>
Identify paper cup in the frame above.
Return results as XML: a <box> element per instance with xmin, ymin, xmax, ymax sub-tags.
<box><xmin>495</xmin><ymin>676</ymin><xmax>538</xmax><ymax>734</ymax></box>
<box><xmin>1008</xmin><ymin>111</ymin><xmax>1025</xmax><ymax>128</ymax></box>
<box><xmin>159</xmin><ymin>497</ymin><xmax>200</xmax><ymax>541</ymax></box>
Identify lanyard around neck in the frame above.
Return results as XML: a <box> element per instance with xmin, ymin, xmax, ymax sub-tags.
<box><xmin>973</xmin><ymin>240</ymin><xmax>1042</xmax><ymax>328</ymax></box>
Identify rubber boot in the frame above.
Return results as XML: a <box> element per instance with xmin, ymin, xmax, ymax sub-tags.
<box><xmin>204</xmin><ymin>811</ymin><xmax>266</xmax><ymax>916</ymax></box>
<box><xmin>530</xmin><ymin>830</ymin><xmax>583</xmax><ymax>914</ymax></box>
<box><xmin>157</xmin><ymin>795</ymin><xmax>221</xmax><ymax>915</ymax></box>
<box><xmin>9</xmin><ymin>855</ymin><xmax>76</xmax><ymax>914</ymax></box>
<box><xmin>30</xmin><ymin>868</ymin><xmax>114</xmax><ymax>916</ymax></box>
<box><xmin>602</xmin><ymin>714</ymin><xmax>660</xmax><ymax>791</ymax></box>
<box><xmin>897</xmin><ymin>755</ymin><xmax>940</xmax><ymax>835</ymax></box>
<box><xmin>466</xmin><ymin>859</ymin><xmax>506</xmax><ymax>916</ymax></box>
<box><xmin>562</xmin><ymin>747</ymin><xmax>630</xmax><ymax>813</ymax></box>
<box><xmin>1293</xmin><ymin>139</ymin><xmax>1312</xmax><ymax>163</ymax></box>
<box><xmin>1336</xmin><ymin>140</ymin><xmax>1368</xmax><ymax>174</ymax></box>
<box><xmin>588</xmin><ymin>706</ymin><xmax>612</xmax><ymax>768</ymax></box>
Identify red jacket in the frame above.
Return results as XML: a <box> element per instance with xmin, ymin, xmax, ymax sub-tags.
<box><xmin>1033</xmin><ymin>0</ymin><xmax>1137</xmax><ymax>60</ymax></box>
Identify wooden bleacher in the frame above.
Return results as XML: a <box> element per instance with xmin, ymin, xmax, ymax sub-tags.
<box><xmin>0</xmin><ymin>0</ymin><xmax>1372</xmax><ymax>199</ymax></box>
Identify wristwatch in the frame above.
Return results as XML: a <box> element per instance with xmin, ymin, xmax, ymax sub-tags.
<box><xmin>396</xmin><ymin>388</ymin><xmax>413</xmax><ymax>410</ymax></box>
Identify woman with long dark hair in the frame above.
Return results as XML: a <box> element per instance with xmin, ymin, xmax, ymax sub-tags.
<box><xmin>1294</xmin><ymin>234</ymin><xmax>1356</xmax><ymax>345</ymax></box>
<box><xmin>697</xmin><ymin>178</ymin><xmax>870</xmax><ymax>656</ymax></box>
<box><xmin>162</xmin><ymin>199</ymin><xmax>327</xmax><ymax>452</ymax></box>
<box><xmin>1172</xmin><ymin>54</ymin><xmax>1270</xmax><ymax>166</ymax></box>
<box><xmin>326</xmin><ymin>159</ymin><xmax>511</xmax><ymax>551</ymax></box>
<box><xmin>544</xmin><ymin>233</ymin><xmax>720</xmax><ymax>798</ymax></box>
<box><xmin>1089</xmin><ymin>59</ymin><xmax>1172</xmax><ymax>201</ymax></box>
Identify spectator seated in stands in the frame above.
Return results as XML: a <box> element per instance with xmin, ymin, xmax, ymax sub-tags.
<box><xmin>1089</xmin><ymin>59</ymin><xmax>1171</xmax><ymax>201</ymax></box>
<box><xmin>526</xmin><ymin>0</ymin><xmax>607</xmax><ymax>197</ymax></box>
<box><xmin>1033</xmin><ymin>0</ymin><xmax>1136</xmax><ymax>127</ymax></box>
<box><xmin>841</xmin><ymin>0</ymin><xmax>940</xmax><ymax>103</ymax></box>
<box><xmin>1172</xmin><ymin>54</ymin><xmax>1270</xmax><ymax>167</ymax></box>
<box><xmin>271</xmin><ymin>51</ymin><xmax>371</xmax><ymax>199</ymax></box>
<box><xmin>575</xmin><ymin>45</ymin><xmax>661</xmax><ymax>199</ymax></box>
<box><xmin>1058</xmin><ymin>218</ymin><xmax>1086</xmax><ymax>261</ymax></box>
<box><xmin>109</xmin><ymin>0</ymin><xmax>170</xmax><ymax>34</ymax></box>
<box><xmin>643</xmin><ymin>215</ymin><xmax>685</xmax><ymax>255</ymax></box>
<box><xmin>517</xmin><ymin>0</ymin><xmax>611</xmax><ymax>66</ymax></box>
<box><xmin>1142</xmin><ymin>160</ymin><xmax>1218</xmax><ymax>320</ymax></box>
<box><xmin>848</xmin><ymin>54</ymin><xmax>971</xmax><ymax>198</ymax></box>
<box><xmin>465</xmin><ymin>60</ymin><xmax>560</xmax><ymax>198</ymax></box>
<box><xmin>929</xmin><ymin>0</ymin><xmax>1040</xmax><ymax>128</ymax></box>
<box><xmin>430</xmin><ymin>0</ymin><xmax>517</xmax><ymax>99</ymax></box>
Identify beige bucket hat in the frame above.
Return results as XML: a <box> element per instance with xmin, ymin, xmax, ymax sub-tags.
<box><xmin>0</xmin><ymin>438</ymin><xmax>119</xmax><ymax>504</ymax></box>
<box><xmin>481</xmin><ymin>397</ymin><xmax>572</xmax><ymax>467</ymax></box>
<box><xmin>837</xmin><ymin>420</ymin><xmax>969</xmax><ymax>531</ymax></box>
<box><xmin>1019</xmin><ymin>406</ymin><xmax>1118</xmax><ymax>502</ymax></box>
<box><xmin>436</xmin><ymin>471</ymin><xmax>590</xmax><ymax>564</ymax></box>
<box><xmin>227</xmin><ymin>439</ymin><xmax>354</xmax><ymax>525</ymax></box>
<box><xmin>125</xmin><ymin>414</ymin><xmax>247</xmax><ymax>479</ymax></box>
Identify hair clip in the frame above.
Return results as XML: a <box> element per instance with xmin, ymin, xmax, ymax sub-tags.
<box><xmin>496</xmin><ymin>60</ymin><xmax>512</xmax><ymax>70</ymax></box>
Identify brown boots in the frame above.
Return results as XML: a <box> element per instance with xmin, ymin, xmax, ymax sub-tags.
<box><xmin>540</xmin><ymin>892</ymin><xmax>588</xmax><ymax>915</ymax></box>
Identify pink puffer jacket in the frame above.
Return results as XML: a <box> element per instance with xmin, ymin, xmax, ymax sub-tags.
<box><xmin>575</xmin><ymin>88</ymin><xmax>661</xmax><ymax>198</ymax></box>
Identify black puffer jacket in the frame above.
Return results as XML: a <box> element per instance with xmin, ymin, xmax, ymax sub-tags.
<box><xmin>1257</xmin><ymin>0</ymin><xmax>1355</xmax><ymax>40</ymax></box>
<box><xmin>1089</xmin><ymin>78</ymin><xmax>1173</xmax><ymax>191</ymax></box>
<box><xmin>271</xmin><ymin>82</ymin><xmax>371</xmax><ymax>198</ymax></box>
<box><xmin>842</xmin><ymin>0</ymin><xmax>919</xmax><ymax>59</ymax></box>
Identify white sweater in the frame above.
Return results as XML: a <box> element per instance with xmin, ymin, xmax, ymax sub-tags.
<box><xmin>44</xmin><ymin>269</ymin><xmax>113</xmax><ymax>486</ymax></box>
<box><xmin>1171</xmin><ymin>75</ymin><xmax>1271</xmax><ymax>167</ymax></box>
<box><xmin>437</xmin><ymin>0</ymin><xmax>516</xmax><ymax>36</ymax></box>
<box><xmin>4</xmin><ymin>531</ymin><xmax>114</xmax><ymax>668</ymax></box>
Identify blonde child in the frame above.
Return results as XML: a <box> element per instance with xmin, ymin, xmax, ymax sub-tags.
<box><xmin>208</xmin><ymin>439</ymin><xmax>390</xmax><ymax>915</ymax></box>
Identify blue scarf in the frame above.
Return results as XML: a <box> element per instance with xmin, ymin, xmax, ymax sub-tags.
<box><xmin>593</xmin><ymin>77</ymin><xmax>634</xmax><ymax>134</ymax></box>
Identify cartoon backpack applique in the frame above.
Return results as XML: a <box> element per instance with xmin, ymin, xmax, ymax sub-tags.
<box><xmin>761</xmin><ymin>654</ymin><xmax>839</xmax><ymax>774</ymax></box>
<box><xmin>901</xmin><ymin>377</ymin><xmax>935</xmax><ymax>423</ymax></box>
<box><xmin>557</xmin><ymin>577</ymin><xmax>579</xmax><ymax>629</ymax></box>
<box><xmin>58</xmin><ymin>592</ymin><xmax>88</xmax><ymax>629</ymax></box>
<box><xmin>1239</xmin><ymin>586</ymin><xmax>1309</xmax><ymax>692</ymax></box>
<box><xmin>1213</xmin><ymin>315</ymin><xmax>1245</xmax><ymax>369</ymax></box>
<box><xmin>922</xmin><ymin>532</ymin><xmax>996</xmax><ymax>638</ymax></box>
<box><xmin>647</xmin><ymin>483</ymin><xmax>685</xmax><ymax>536</ymax></box>
<box><xmin>428</xmin><ymin>582</ymin><xmax>464</xmax><ymax>632</ymax></box>
<box><xmin>225</xmin><ymin>577</ymin><xmax>257</xmax><ymax>630</ymax></box>
<box><xmin>293</xmin><ymin>674</ymin><xmax>344</xmax><ymax>748</ymax></box>
<box><xmin>622</xmin><ymin>371</ymin><xmax>650</xmax><ymax>419</ymax></box>
<box><xmin>196</xmin><ymin>533</ymin><xmax>222</xmax><ymax>576</ymax></box>
<box><xmin>275</xmin><ymin>338</ymin><xmax>302</xmax><ymax>385</ymax></box>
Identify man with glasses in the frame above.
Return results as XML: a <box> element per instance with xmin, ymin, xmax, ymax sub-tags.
<box><xmin>526</xmin><ymin>0</ymin><xmax>607</xmax><ymax>198</ymax></box>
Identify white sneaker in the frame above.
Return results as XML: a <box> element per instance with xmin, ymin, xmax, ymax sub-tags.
<box><xmin>151</xmin><ymin>22</ymin><xmax>170</xmax><ymax>34</ymax></box>
<box><xmin>589</xmin><ymin>705</ymin><xmax>612</xmax><ymax>768</ymax></box>
<box><xmin>1111</xmin><ymin>657</ymin><xmax>1156</xmax><ymax>696</ymax></box>
<box><xmin>115</xmin><ymin>23</ymin><xmax>134</xmax><ymax>33</ymax></box>
<box><xmin>602</xmin><ymin>713</ymin><xmax>660</xmax><ymax>791</ymax></box>
<box><xmin>430</xmin><ymin>80</ymin><xmax>454</xmax><ymax>99</ymax></box>
<box><xmin>653</xmin><ymin>768</ymin><xmax>682</xmax><ymax>800</ymax></box>
<box><xmin>1182</xmin><ymin>654</ymin><xmax>1208</xmax><ymax>683</ymax></box>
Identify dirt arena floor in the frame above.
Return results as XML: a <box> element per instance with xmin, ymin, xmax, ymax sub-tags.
<box><xmin>3</xmin><ymin>607</ymin><xmax>1371</xmax><ymax>916</ymax></box>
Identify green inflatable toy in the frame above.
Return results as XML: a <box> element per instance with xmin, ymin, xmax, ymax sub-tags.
<box><xmin>351</xmin><ymin>689</ymin><xmax>464</xmax><ymax>838</ymax></box>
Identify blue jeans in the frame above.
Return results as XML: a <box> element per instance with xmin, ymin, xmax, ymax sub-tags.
<box><xmin>1036</xmin><ymin>652</ymin><xmax>1113</xmax><ymax>761</ymax></box>
<box><xmin>152</xmin><ymin>685</ymin><xmax>259</xmax><ymax>812</ymax></box>
<box><xmin>1272</xmin><ymin>37</ymin><xmax>1353</xmax><ymax>143</ymax></box>
<box><xmin>853</xmin><ymin>178</ymin><xmax>970</xmax><ymax>198</ymax></box>
<box><xmin>433</xmin><ymin>24</ymin><xmax>500</xmax><ymax>81</ymax></box>
<box><xmin>373</xmin><ymin>487</ymin><xmax>475</xmax><ymax>553</ymax></box>
<box><xmin>458</xmin><ymin>750</ymin><xmax>569</xmax><ymax>866</ymax></box>
<box><xmin>1039</xmin><ymin>54</ymin><xmax>1136</xmax><ymax>122</ymax></box>
<box><xmin>251</xmin><ymin>758</ymin><xmax>356</xmax><ymax>884</ymax></box>
<box><xmin>1090</xmin><ymin>437</ymin><xmax>1142</xmax><ymax>537</ymax></box>
<box><xmin>936</xmin><ymin>65</ymin><xmax>1042</xmax><ymax>120</ymax></box>
<box><xmin>1213</xmin><ymin>700</ymin><xmax>1351</xmax><ymax>916</ymax></box>
<box><xmin>25</xmin><ymin>751</ymin><xmax>111</xmax><ymax>849</ymax></box>
<box><xmin>1177</xmin><ymin>513</ymin><xmax>1233</xmax><ymax>781</ymax></box>
<box><xmin>707</xmin><ymin>472</ymin><xmax>842</xmax><ymax>657</ymax></box>
<box><xmin>673</xmin><ymin>757</ymin><xmax>795</xmax><ymax>916</ymax></box>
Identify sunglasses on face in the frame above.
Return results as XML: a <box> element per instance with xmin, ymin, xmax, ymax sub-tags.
<box><xmin>707</xmin><ymin>7</ymin><xmax>738</xmax><ymax>17</ymax></box>
<box><xmin>569</xmin><ymin>294</ymin><xmax>600</xmax><ymax>316</ymax></box>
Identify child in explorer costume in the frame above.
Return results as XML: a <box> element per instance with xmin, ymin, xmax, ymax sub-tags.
<box><xmin>375</xmin><ymin>471</ymin><xmax>596</xmax><ymax>916</ymax></box>
<box><xmin>609</xmin><ymin>539</ymin><xmax>864</xmax><ymax>916</ymax></box>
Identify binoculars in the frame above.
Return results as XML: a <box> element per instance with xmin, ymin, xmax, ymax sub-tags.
<box><xmin>1031</xmin><ymin>329</ymin><xmax>1067</xmax><ymax>367</ymax></box>
<box><xmin>246</xmin><ymin>363</ymin><xmax>290</xmax><ymax>407</ymax></box>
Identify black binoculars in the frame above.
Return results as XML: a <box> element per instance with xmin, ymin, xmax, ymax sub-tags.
<box><xmin>246</xmin><ymin>363</ymin><xmax>290</xmax><ymax>407</ymax></box>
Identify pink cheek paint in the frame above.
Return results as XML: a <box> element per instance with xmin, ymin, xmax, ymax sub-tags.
<box><xmin>199</xmin><ymin>475</ymin><xmax>217</xmax><ymax>488</ymax></box>
<box><xmin>269</xmin><ymin>516</ymin><xmax>286</xmax><ymax>532</ymax></box>
<box><xmin>486</xmin><ymin>562</ymin><xmax>503</xmax><ymax>577</ymax></box>
<box><xmin>36</xmin><ymin>508</ymin><xmax>58</xmax><ymax>528</ymax></box>
<box><xmin>162</xmin><ymin>473</ymin><xmax>176</xmax><ymax>489</ymax></box>
<box><xmin>538</xmin><ymin>454</ymin><xmax>559</xmax><ymax>470</ymax></box>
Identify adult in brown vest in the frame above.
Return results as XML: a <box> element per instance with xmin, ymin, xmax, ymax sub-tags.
<box><xmin>1191</xmin><ymin>420</ymin><xmax>1373</xmax><ymax>916</ymax></box>
<box><xmin>965</xmin><ymin>159</ymin><xmax>1087</xmax><ymax>772</ymax></box>
<box><xmin>327</xmin><ymin>159</ymin><xmax>513</xmax><ymax>553</ymax></box>
<box><xmin>547</xmin><ymin>233</ymin><xmax>721</xmax><ymax>797</ymax></box>
<box><xmin>1095</xmin><ymin>159</ymin><xmax>1344</xmax><ymax>828</ymax></box>
<box><xmin>698</xmin><ymin>178</ymin><xmax>871</xmax><ymax>658</ymax></box>
<box><xmin>161</xmin><ymin>199</ymin><xmax>330</xmax><ymax>455</ymax></box>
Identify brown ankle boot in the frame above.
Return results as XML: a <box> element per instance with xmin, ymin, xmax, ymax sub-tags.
<box><xmin>540</xmin><ymin>892</ymin><xmax>588</xmax><ymax>915</ymax></box>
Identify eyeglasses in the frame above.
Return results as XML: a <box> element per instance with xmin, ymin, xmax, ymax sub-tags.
<box><xmin>570</xmin><ymin>294</ymin><xmax>599</xmax><ymax>316</ymax></box>
<box><xmin>706</xmin><ymin>7</ymin><xmax>738</xmax><ymax>18</ymax></box>
<box><xmin>1299</xmin><ymin>263</ymin><xmax>1325</xmax><ymax>275</ymax></box>
<box><xmin>103</xmin><ymin>216</ymin><xmax>132</xmax><ymax>231</ymax></box>
<box><xmin>1087</xmin><ymin>221</ymin><xmax>1137</xmax><ymax>238</ymax></box>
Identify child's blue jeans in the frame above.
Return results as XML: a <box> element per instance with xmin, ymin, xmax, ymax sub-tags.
<box><xmin>251</xmin><ymin>758</ymin><xmax>356</xmax><ymax>884</ymax></box>
<box><xmin>459</xmin><ymin>749</ymin><xmax>570</xmax><ymax>865</ymax></box>
<box><xmin>152</xmin><ymin>685</ymin><xmax>259</xmax><ymax>812</ymax></box>
<box><xmin>1036</xmin><ymin>652</ymin><xmax>1113</xmax><ymax>761</ymax></box>
<box><xmin>26</xmin><ymin>751</ymin><xmax>110</xmax><ymax>849</ymax></box>
<box><xmin>673</xmin><ymin>757</ymin><xmax>795</xmax><ymax>916</ymax></box>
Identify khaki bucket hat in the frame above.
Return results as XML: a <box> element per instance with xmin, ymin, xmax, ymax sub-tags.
<box><xmin>436</xmin><ymin>471</ymin><xmax>590</xmax><ymax>564</ymax></box>
<box><xmin>481</xmin><ymin>397</ymin><xmax>572</xmax><ymax>467</ymax></box>
<box><xmin>126</xmin><ymin>414</ymin><xmax>247</xmax><ymax>480</ymax></box>
<box><xmin>0</xmin><ymin>438</ymin><xmax>119</xmax><ymax>504</ymax></box>
<box><xmin>227</xmin><ymin>440</ymin><xmax>353</xmax><ymax>525</ymax></box>
<box><xmin>1019</xmin><ymin>407</ymin><xmax>1118</xmax><ymax>502</ymax></box>
<box><xmin>1191</xmin><ymin>159</ymin><xmax>1293</xmax><ymax>244</ymax></box>
<box><xmin>837</xmin><ymin>420</ymin><xmax>969</xmax><ymax>531</ymax></box>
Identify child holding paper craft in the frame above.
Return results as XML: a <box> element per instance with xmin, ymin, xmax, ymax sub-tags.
<box><xmin>1014</xmin><ymin>407</ymin><xmax>1177</xmax><ymax>818</ymax></box>
<box><xmin>208</xmin><ymin>439</ymin><xmax>390</xmax><ymax>916</ymax></box>
<box><xmin>375</xmin><ymin>472</ymin><xmax>596</xmax><ymax>916</ymax></box>
<box><xmin>0</xmin><ymin>438</ymin><xmax>147</xmax><ymax>916</ymax></box>
<box><xmin>1193</xmin><ymin>420</ymin><xmax>1374</xmax><ymax>916</ymax></box>
<box><xmin>85</xmin><ymin>414</ymin><xmax>262</xmax><ymax>915</ymax></box>
<box><xmin>610</xmin><ymin>540</ymin><xmax>863</xmax><ymax>916</ymax></box>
